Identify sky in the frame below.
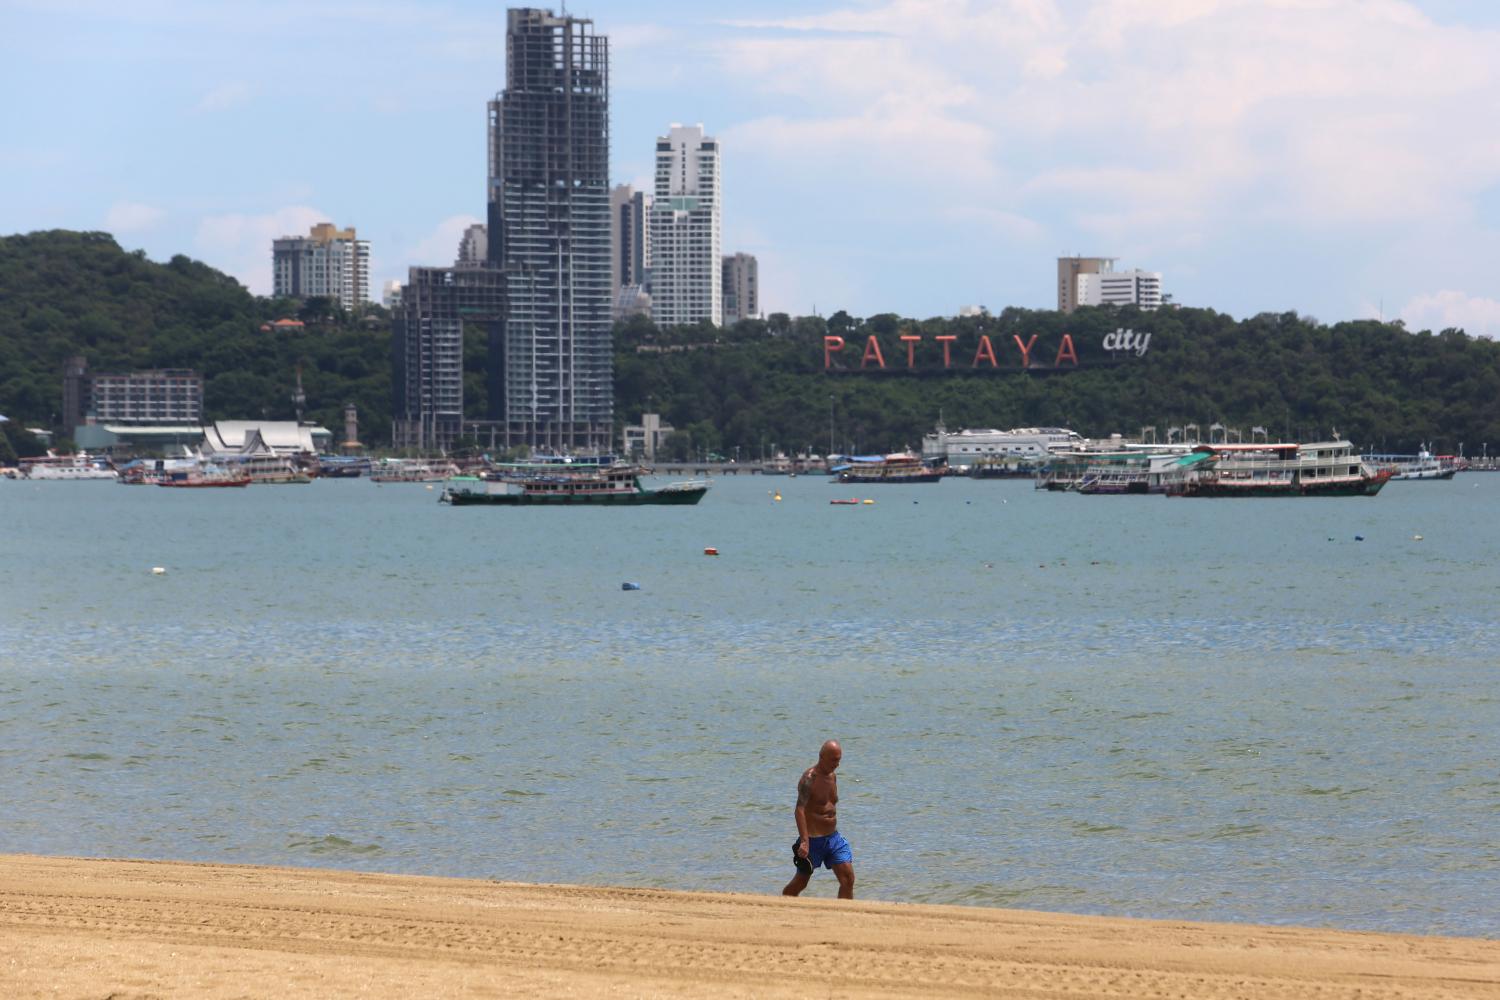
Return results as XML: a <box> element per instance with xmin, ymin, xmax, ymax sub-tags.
<box><xmin>5</xmin><ymin>0</ymin><xmax>1500</xmax><ymax>334</ymax></box>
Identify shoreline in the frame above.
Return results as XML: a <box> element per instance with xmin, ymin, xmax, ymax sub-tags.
<box><xmin>1</xmin><ymin>854</ymin><xmax>1496</xmax><ymax>997</ymax></box>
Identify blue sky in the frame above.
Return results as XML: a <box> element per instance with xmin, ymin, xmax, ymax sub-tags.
<box><xmin>5</xmin><ymin>0</ymin><xmax>1500</xmax><ymax>334</ymax></box>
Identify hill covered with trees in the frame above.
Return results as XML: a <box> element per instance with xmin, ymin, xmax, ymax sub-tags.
<box><xmin>2</xmin><ymin>229</ymin><xmax>1497</xmax><ymax>460</ymax></box>
<box><xmin>616</xmin><ymin>305</ymin><xmax>1500</xmax><ymax>461</ymax></box>
<box><xmin>0</xmin><ymin>230</ymin><xmax>392</xmax><ymax>447</ymax></box>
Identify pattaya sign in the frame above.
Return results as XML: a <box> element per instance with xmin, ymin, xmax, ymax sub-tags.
<box><xmin>823</xmin><ymin>327</ymin><xmax>1149</xmax><ymax>370</ymax></box>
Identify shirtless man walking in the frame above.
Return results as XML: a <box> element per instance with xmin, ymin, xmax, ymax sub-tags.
<box><xmin>782</xmin><ymin>739</ymin><xmax>855</xmax><ymax>899</ymax></box>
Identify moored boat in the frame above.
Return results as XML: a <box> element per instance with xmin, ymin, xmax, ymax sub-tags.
<box><xmin>221</xmin><ymin>454</ymin><xmax>312</xmax><ymax>484</ymax></box>
<box><xmin>318</xmin><ymin>455</ymin><xmax>373</xmax><ymax>478</ymax></box>
<box><xmin>1363</xmin><ymin>448</ymin><xmax>1460</xmax><ymax>480</ymax></box>
<box><xmin>21</xmin><ymin>452</ymin><xmax>116</xmax><ymax>480</ymax></box>
<box><xmin>832</xmin><ymin>453</ymin><xmax>943</xmax><ymax>484</ymax></box>
<box><xmin>1180</xmin><ymin>441</ymin><xmax>1390</xmax><ymax>497</ymax></box>
<box><xmin>370</xmin><ymin>458</ymin><xmax>459</xmax><ymax>483</ymax></box>
<box><xmin>156</xmin><ymin>464</ymin><xmax>251</xmax><ymax>487</ymax></box>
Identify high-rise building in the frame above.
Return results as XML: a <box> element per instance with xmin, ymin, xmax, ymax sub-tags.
<box><xmin>391</xmin><ymin>265</ymin><xmax>505</xmax><ymax>451</ymax></box>
<box><xmin>381</xmin><ymin>279</ymin><xmax>403</xmax><ymax>310</ymax></box>
<box><xmin>609</xmin><ymin>183</ymin><xmax>651</xmax><ymax>317</ymax></box>
<box><xmin>651</xmin><ymin>124</ymin><xmax>721</xmax><ymax>327</ymax></box>
<box><xmin>272</xmin><ymin>223</ymin><xmax>370</xmax><ymax>310</ymax></box>
<box><xmin>721</xmin><ymin>252</ymin><xmax>758</xmax><ymax>325</ymax></box>
<box><xmin>487</xmin><ymin>8</ymin><xmax>613</xmax><ymax>452</ymax></box>
<box><xmin>1056</xmin><ymin>256</ymin><xmax>1113</xmax><ymax>314</ymax></box>
<box><xmin>1078</xmin><ymin>268</ymin><xmax>1163</xmax><ymax>311</ymax></box>
<box><xmin>456</xmin><ymin>224</ymin><xmax>489</xmax><ymax>268</ymax></box>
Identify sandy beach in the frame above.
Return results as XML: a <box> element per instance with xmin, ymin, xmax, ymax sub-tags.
<box><xmin>0</xmin><ymin>855</ymin><xmax>1495</xmax><ymax>997</ymax></box>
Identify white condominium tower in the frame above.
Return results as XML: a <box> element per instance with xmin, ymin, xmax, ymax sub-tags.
<box><xmin>651</xmin><ymin>124</ymin><xmax>721</xmax><ymax>326</ymax></box>
<box><xmin>272</xmin><ymin>223</ymin><xmax>370</xmax><ymax>310</ymax></box>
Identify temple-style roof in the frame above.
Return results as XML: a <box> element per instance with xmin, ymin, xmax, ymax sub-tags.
<box><xmin>202</xmin><ymin>421</ymin><xmax>330</xmax><ymax>456</ymax></box>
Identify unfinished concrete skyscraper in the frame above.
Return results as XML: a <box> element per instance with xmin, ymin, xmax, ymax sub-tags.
<box><xmin>487</xmin><ymin>8</ymin><xmax>612</xmax><ymax>452</ymax></box>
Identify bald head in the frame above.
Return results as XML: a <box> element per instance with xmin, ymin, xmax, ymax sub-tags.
<box><xmin>817</xmin><ymin>740</ymin><xmax>843</xmax><ymax>772</ymax></box>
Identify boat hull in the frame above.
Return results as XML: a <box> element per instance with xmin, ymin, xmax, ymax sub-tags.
<box><xmin>157</xmin><ymin>479</ymin><xmax>251</xmax><ymax>488</ymax></box>
<box><xmin>1181</xmin><ymin>476</ymin><xmax>1389</xmax><ymax>498</ymax></box>
<box><xmin>1392</xmin><ymin>469</ymin><xmax>1456</xmax><ymax>481</ymax></box>
<box><xmin>445</xmin><ymin>486</ymin><xmax>708</xmax><ymax>506</ymax></box>
<box><xmin>836</xmin><ymin>471</ymin><xmax>943</xmax><ymax>484</ymax></box>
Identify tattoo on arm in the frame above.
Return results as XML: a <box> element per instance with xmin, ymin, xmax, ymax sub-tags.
<box><xmin>796</xmin><ymin>773</ymin><xmax>811</xmax><ymax>808</ymax></box>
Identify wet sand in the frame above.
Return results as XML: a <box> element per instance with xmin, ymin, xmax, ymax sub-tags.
<box><xmin>0</xmin><ymin>854</ymin><xmax>1495</xmax><ymax>998</ymax></box>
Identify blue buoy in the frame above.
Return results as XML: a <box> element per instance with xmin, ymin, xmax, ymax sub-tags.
<box><xmin>621</xmin><ymin>582</ymin><xmax>641</xmax><ymax>591</ymax></box>
<box><xmin>1354</xmin><ymin>535</ymin><xmax>1364</xmax><ymax>542</ymax></box>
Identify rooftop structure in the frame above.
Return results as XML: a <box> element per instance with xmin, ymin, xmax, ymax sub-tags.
<box><xmin>201</xmin><ymin>420</ymin><xmax>331</xmax><ymax>456</ymax></box>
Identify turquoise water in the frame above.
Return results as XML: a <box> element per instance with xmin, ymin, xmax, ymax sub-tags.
<box><xmin>2</xmin><ymin>473</ymin><xmax>1497</xmax><ymax>936</ymax></box>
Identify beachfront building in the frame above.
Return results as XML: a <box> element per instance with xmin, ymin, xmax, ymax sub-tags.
<box><xmin>721</xmin><ymin>252</ymin><xmax>758</xmax><ymax>324</ymax></box>
<box><xmin>487</xmin><ymin>8</ymin><xmax>614</xmax><ymax>451</ymax></box>
<box><xmin>272</xmin><ymin>223</ymin><xmax>371</xmax><ymax>310</ymax></box>
<box><xmin>651</xmin><ymin>124</ymin><xmax>721</xmax><ymax>327</ymax></box>
<box><xmin>64</xmin><ymin>357</ymin><xmax>208</xmax><ymax>450</ymax></box>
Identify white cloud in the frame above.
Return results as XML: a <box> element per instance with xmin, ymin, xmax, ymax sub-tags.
<box><xmin>195</xmin><ymin>82</ymin><xmax>252</xmax><ymax>113</ymax></box>
<box><xmin>715</xmin><ymin>0</ymin><xmax>1500</xmax><ymax>253</ymax></box>
<box><xmin>193</xmin><ymin>205</ymin><xmax>327</xmax><ymax>295</ymax></box>
<box><xmin>1400</xmin><ymin>290</ymin><xmax>1500</xmax><ymax>338</ymax></box>
<box><xmin>696</xmin><ymin>0</ymin><xmax>1500</xmax><ymax>313</ymax></box>
<box><xmin>401</xmin><ymin>214</ymin><xmax>482</xmax><ymax>268</ymax></box>
<box><xmin>104</xmin><ymin>201</ymin><xmax>164</xmax><ymax>234</ymax></box>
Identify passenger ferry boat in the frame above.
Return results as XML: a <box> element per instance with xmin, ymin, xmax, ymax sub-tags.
<box><xmin>832</xmin><ymin>453</ymin><xmax>944</xmax><ymax>484</ymax></box>
<box><xmin>440</xmin><ymin>461</ymin><xmax>709</xmax><ymax>506</ymax></box>
<box><xmin>21</xmin><ymin>452</ymin><xmax>116</xmax><ymax>480</ymax></box>
<box><xmin>1075</xmin><ymin>451</ymin><xmax>1214</xmax><ymax>494</ymax></box>
<box><xmin>1180</xmin><ymin>441</ymin><xmax>1391</xmax><ymax>497</ymax></box>
<box><xmin>1363</xmin><ymin>448</ymin><xmax>1461</xmax><ymax>480</ymax></box>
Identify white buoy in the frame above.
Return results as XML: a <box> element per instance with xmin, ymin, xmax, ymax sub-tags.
<box><xmin>1413</xmin><ymin>534</ymin><xmax>1423</xmax><ymax>541</ymax></box>
<box><xmin>151</xmin><ymin>567</ymin><xmax>166</xmax><ymax>575</ymax></box>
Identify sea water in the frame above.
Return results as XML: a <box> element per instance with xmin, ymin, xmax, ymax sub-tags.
<box><xmin>1</xmin><ymin>473</ymin><xmax>1497</xmax><ymax>936</ymax></box>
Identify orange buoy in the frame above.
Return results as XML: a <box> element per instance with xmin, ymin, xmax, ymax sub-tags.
<box><xmin>704</xmin><ymin>547</ymin><xmax>719</xmax><ymax>556</ymax></box>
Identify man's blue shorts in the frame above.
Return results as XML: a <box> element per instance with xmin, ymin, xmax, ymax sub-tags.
<box><xmin>795</xmin><ymin>831</ymin><xmax>853</xmax><ymax>871</ymax></box>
